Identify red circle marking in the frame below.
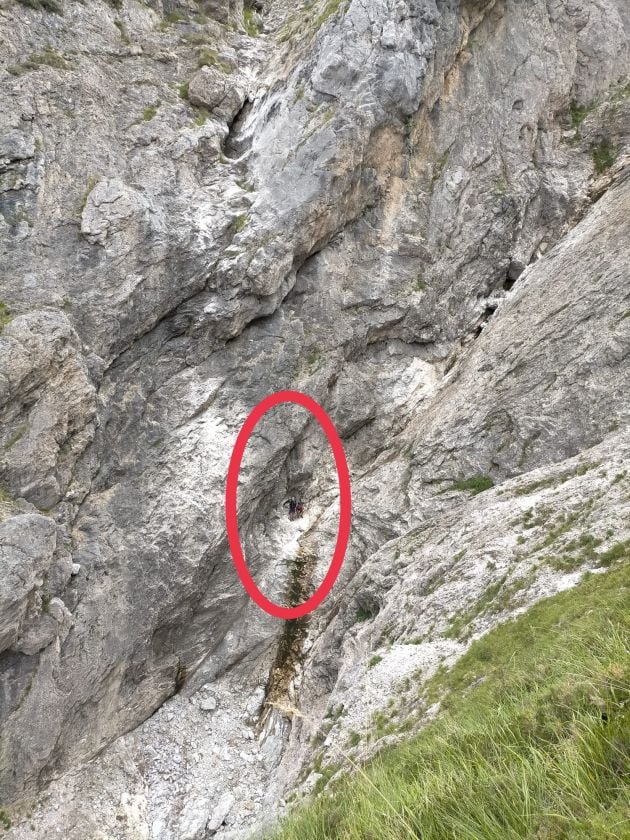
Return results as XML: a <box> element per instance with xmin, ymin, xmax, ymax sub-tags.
<box><xmin>225</xmin><ymin>390</ymin><xmax>351</xmax><ymax>619</ymax></box>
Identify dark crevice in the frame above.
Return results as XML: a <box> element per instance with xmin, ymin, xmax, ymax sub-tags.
<box><xmin>223</xmin><ymin>98</ymin><xmax>255</xmax><ymax>159</ymax></box>
<box><xmin>472</xmin><ymin>304</ymin><xmax>497</xmax><ymax>339</ymax></box>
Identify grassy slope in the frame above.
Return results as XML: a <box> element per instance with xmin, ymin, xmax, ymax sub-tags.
<box><xmin>268</xmin><ymin>562</ymin><xmax>630</xmax><ymax>839</ymax></box>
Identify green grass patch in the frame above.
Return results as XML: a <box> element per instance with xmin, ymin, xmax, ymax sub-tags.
<box><xmin>368</xmin><ymin>655</ymin><xmax>383</xmax><ymax>669</ymax></box>
<box><xmin>444</xmin><ymin>574</ymin><xmax>509</xmax><ymax>640</ymax></box>
<box><xmin>179</xmin><ymin>81</ymin><xmax>189</xmax><ymax>100</ymax></box>
<box><xmin>445</xmin><ymin>474</ymin><xmax>494</xmax><ymax>496</ymax></box>
<box><xmin>0</xmin><ymin>302</ymin><xmax>11</xmax><ymax>331</ymax></box>
<box><xmin>28</xmin><ymin>46</ymin><xmax>70</xmax><ymax>70</ymax></box>
<box><xmin>569</xmin><ymin>99</ymin><xmax>592</xmax><ymax>129</ymax></box>
<box><xmin>414</xmin><ymin>274</ymin><xmax>427</xmax><ymax>292</ymax></box>
<box><xmin>165</xmin><ymin>10</ymin><xmax>185</xmax><ymax>22</ymax></box>
<box><xmin>197</xmin><ymin>49</ymin><xmax>232</xmax><ymax>73</ymax></box>
<box><xmin>597</xmin><ymin>538</ymin><xmax>630</xmax><ymax>568</ymax></box>
<box><xmin>267</xmin><ymin>562</ymin><xmax>630</xmax><ymax>839</ymax></box>
<box><xmin>513</xmin><ymin>460</ymin><xmax>599</xmax><ymax>496</ymax></box>
<box><xmin>431</xmin><ymin>150</ymin><xmax>449</xmax><ymax>186</ymax></box>
<box><xmin>181</xmin><ymin>32</ymin><xmax>209</xmax><ymax>45</ymax></box>
<box><xmin>9</xmin><ymin>45</ymin><xmax>71</xmax><ymax>75</ymax></box>
<box><xmin>304</xmin><ymin>349</ymin><xmax>321</xmax><ymax>372</ymax></box>
<box><xmin>325</xmin><ymin>704</ymin><xmax>345</xmax><ymax>721</ymax></box>
<box><xmin>142</xmin><ymin>105</ymin><xmax>158</xmax><ymax>121</ymax></box>
<box><xmin>543</xmin><ymin>532</ymin><xmax>608</xmax><ymax>573</ymax></box>
<box><xmin>232</xmin><ymin>213</ymin><xmax>248</xmax><ymax>233</ymax></box>
<box><xmin>316</xmin><ymin>0</ymin><xmax>344</xmax><ymax>28</ymax></box>
<box><xmin>0</xmin><ymin>809</ymin><xmax>11</xmax><ymax>830</ymax></box>
<box><xmin>313</xmin><ymin>763</ymin><xmax>341</xmax><ymax>795</ymax></box>
<box><xmin>611</xmin><ymin>80</ymin><xmax>630</xmax><ymax>102</ymax></box>
<box><xmin>80</xmin><ymin>175</ymin><xmax>100</xmax><ymax>212</ymax></box>
<box><xmin>193</xmin><ymin>110</ymin><xmax>209</xmax><ymax>126</ymax></box>
<box><xmin>533</xmin><ymin>503</ymin><xmax>594</xmax><ymax>552</ymax></box>
<box><xmin>243</xmin><ymin>6</ymin><xmax>259</xmax><ymax>36</ymax></box>
<box><xmin>0</xmin><ymin>487</ymin><xmax>13</xmax><ymax>504</ymax></box>
<box><xmin>592</xmin><ymin>138</ymin><xmax>617</xmax><ymax>174</ymax></box>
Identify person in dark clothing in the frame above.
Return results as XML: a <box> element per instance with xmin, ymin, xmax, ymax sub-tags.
<box><xmin>283</xmin><ymin>497</ymin><xmax>298</xmax><ymax>519</ymax></box>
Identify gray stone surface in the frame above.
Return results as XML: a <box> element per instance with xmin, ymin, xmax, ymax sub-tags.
<box><xmin>187</xmin><ymin>66</ymin><xmax>247</xmax><ymax>123</ymax></box>
<box><xmin>178</xmin><ymin>797</ymin><xmax>211</xmax><ymax>840</ymax></box>
<box><xmin>0</xmin><ymin>0</ymin><xmax>629</xmax><ymax>836</ymax></box>
<box><xmin>0</xmin><ymin>514</ymin><xmax>58</xmax><ymax>653</ymax></box>
<box><xmin>207</xmin><ymin>792</ymin><xmax>235</xmax><ymax>833</ymax></box>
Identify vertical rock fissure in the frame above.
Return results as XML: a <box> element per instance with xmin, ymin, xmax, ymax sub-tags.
<box><xmin>257</xmin><ymin>539</ymin><xmax>318</xmax><ymax>732</ymax></box>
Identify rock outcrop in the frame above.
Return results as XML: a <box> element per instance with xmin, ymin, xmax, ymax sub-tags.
<box><xmin>0</xmin><ymin>0</ymin><xmax>628</xmax><ymax>836</ymax></box>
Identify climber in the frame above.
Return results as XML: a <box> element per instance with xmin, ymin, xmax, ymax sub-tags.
<box><xmin>295</xmin><ymin>501</ymin><xmax>305</xmax><ymax>518</ymax></box>
<box><xmin>283</xmin><ymin>497</ymin><xmax>298</xmax><ymax>520</ymax></box>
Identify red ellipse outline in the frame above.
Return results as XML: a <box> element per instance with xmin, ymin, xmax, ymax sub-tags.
<box><xmin>225</xmin><ymin>390</ymin><xmax>351</xmax><ymax>619</ymax></box>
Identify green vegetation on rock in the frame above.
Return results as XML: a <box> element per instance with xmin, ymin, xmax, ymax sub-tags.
<box><xmin>193</xmin><ymin>110</ymin><xmax>209</xmax><ymax>126</ymax></box>
<box><xmin>512</xmin><ymin>460</ymin><xmax>598</xmax><ymax>496</ymax></box>
<box><xmin>197</xmin><ymin>49</ymin><xmax>232</xmax><ymax>73</ymax></box>
<box><xmin>0</xmin><ymin>487</ymin><xmax>13</xmax><ymax>504</ymax></box>
<box><xmin>0</xmin><ymin>302</ymin><xmax>11</xmax><ymax>331</ymax></box>
<box><xmin>80</xmin><ymin>175</ymin><xmax>100</xmax><ymax>212</ymax></box>
<box><xmin>446</xmin><ymin>474</ymin><xmax>494</xmax><ymax>496</ymax></box>
<box><xmin>267</xmin><ymin>562</ymin><xmax>630</xmax><ymax>839</ymax></box>
<box><xmin>355</xmin><ymin>606</ymin><xmax>375</xmax><ymax>622</ymax></box>
<box><xmin>592</xmin><ymin>138</ymin><xmax>617</xmax><ymax>174</ymax></box>
<box><xmin>233</xmin><ymin>213</ymin><xmax>248</xmax><ymax>233</ymax></box>
<box><xmin>8</xmin><ymin>46</ymin><xmax>71</xmax><ymax>75</ymax></box>
<box><xmin>243</xmin><ymin>6</ymin><xmax>259</xmax><ymax>37</ymax></box>
<box><xmin>569</xmin><ymin>99</ymin><xmax>592</xmax><ymax>129</ymax></box>
<box><xmin>316</xmin><ymin>0</ymin><xmax>344</xmax><ymax>27</ymax></box>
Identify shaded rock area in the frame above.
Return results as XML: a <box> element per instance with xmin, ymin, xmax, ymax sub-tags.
<box><xmin>0</xmin><ymin>0</ymin><xmax>629</xmax><ymax>837</ymax></box>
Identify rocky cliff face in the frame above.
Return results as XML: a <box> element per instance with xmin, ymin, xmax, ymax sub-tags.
<box><xmin>0</xmin><ymin>0</ymin><xmax>629</xmax><ymax>836</ymax></box>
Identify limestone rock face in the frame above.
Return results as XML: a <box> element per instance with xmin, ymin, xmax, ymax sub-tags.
<box><xmin>187</xmin><ymin>66</ymin><xmax>247</xmax><ymax>123</ymax></box>
<box><xmin>0</xmin><ymin>0</ymin><xmax>629</xmax><ymax>836</ymax></box>
<box><xmin>0</xmin><ymin>514</ymin><xmax>58</xmax><ymax>653</ymax></box>
<box><xmin>80</xmin><ymin>178</ymin><xmax>147</xmax><ymax>247</ymax></box>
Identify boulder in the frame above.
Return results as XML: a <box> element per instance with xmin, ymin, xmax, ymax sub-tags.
<box><xmin>178</xmin><ymin>798</ymin><xmax>211</xmax><ymax>840</ymax></box>
<box><xmin>207</xmin><ymin>792</ymin><xmax>234</xmax><ymax>833</ymax></box>
<box><xmin>187</xmin><ymin>67</ymin><xmax>247</xmax><ymax>123</ymax></box>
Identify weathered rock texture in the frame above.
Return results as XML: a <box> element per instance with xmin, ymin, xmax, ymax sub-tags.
<box><xmin>0</xmin><ymin>0</ymin><xmax>629</xmax><ymax>836</ymax></box>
